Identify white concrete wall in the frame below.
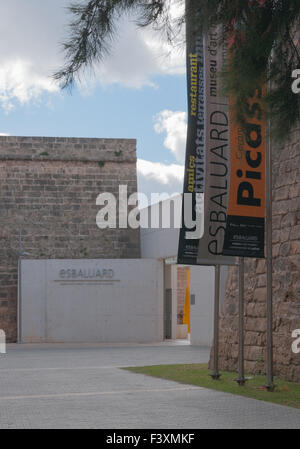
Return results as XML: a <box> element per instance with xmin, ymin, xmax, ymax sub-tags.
<box><xmin>140</xmin><ymin>196</ymin><xmax>181</xmax><ymax>260</ymax></box>
<box><xmin>190</xmin><ymin>265</ymin><xmax>228</xmax><ymax>346</ymax></box>
<box><xmin>190</xmin><ymin>265</ymin><xmax>214</xmax><ymax>346</ymax></box>
<box><xmin>20</xmin><ymin>259</ymin><xmax>163</xmax><ymax>343</ymax></box>
<box><xmin>141</xmin><ymin>227</ymin><xmax>180</xmax><ymax>260</ymax></box>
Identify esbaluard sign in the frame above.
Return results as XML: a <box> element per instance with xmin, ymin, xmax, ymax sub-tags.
<box><xmin>56</xmin><ymin>267</ymin><xmax>118</xmax><ymax>285</ymax></box>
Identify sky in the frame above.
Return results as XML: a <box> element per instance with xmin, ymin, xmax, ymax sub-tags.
<box><xmin>0</xmin><ymin>0</ymin><xmax>188</xmax><ymax>205</ymax></box>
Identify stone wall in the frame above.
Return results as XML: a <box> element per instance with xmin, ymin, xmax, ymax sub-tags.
<box><xmin>211</xmin><ymin>127</ymin><xmax>300</xmax><ymax>383</ymax></box>
<box><xmin>0</xmin><ymin>136</ymin><xmax>140</xmax><ymax>342</ymax></box>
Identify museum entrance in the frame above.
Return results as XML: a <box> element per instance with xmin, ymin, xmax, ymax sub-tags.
<box><xmin>163</xmin><ymin>258</ymin><xmax>190</xmax><ymax>341</ymax></box>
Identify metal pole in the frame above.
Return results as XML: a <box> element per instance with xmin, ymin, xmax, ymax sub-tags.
<box><xmin>17</xmin><ymin>229</ymin><xmax>22</xmax><ymax>344</ymax></box>
<box><xmin>235</xmin><ymin>257</ymin><xmax>246</xmax><ymax>385</ymax></box>
<box><xmin>265</xmin><ymin>108</ymin><xmax>274</xmax><ymax>390</ymax></box>
<box><xmin>211</xmin><ymin>264</ymin><xmax>220</xmax><ymax>379</ymax></box>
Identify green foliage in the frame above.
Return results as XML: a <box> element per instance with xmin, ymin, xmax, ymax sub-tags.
<box><xmin>53</xmin><ymin>0</ymin><xmax>176</xmax><ymax>89</ymax></box>
<box><xmin>54</xmin><ymin>0</ymin><xmax>300</xmax><ymax>138</ymax></box>
<box><xmin>210</xmin><ymin>0</ymin><xmax>300</xmax><ymax>140</ymax></box>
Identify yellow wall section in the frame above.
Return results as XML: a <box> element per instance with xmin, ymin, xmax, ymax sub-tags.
<box><xmin>182</xmin><ymin>268</ymin><xmax>191</xmax><ymax>333</ymax></box>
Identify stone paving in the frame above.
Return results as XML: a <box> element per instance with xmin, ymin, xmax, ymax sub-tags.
<box><xmin>0</xmin><ymin>341</ymin><xmax>299</xmax><ymax>429</ymax></box>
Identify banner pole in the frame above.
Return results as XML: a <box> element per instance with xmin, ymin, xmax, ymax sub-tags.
<box><xmin>235</xmin><ymin>257</ymin><xmax>246</xmax><ymax>385</ymax></box>
<box><xmin>265</xmin><ymin>105</ymin><xmax>274</xmax><ymax>391</ymax></box>
<box><xmin>211</xmin><ymin>264</ymin><xmax>220</xmax><ymax>380</ymax></box>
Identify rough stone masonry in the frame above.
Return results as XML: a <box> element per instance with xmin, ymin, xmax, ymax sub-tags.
<box><xmin>211</xmin><ymin>127</ymin><xmax>300</xmax><ymax>383</ymax></box>
<box><xmin>0</xmin><ymin>136</ymin><xmax>140</xmax><ymax>342</ymax></box>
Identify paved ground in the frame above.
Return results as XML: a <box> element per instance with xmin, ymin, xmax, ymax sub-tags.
<box><xmin>0</xmin><ymin>341</ymin><xmax>299</xmax><ymax>429</ymax></box>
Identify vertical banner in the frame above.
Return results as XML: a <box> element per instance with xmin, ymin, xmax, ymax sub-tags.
<box><xmin>222</xmin><ymin>86</ymin><xmax>266</xmax><ymax>258</ymax></box>
<box><xmin>196</xmin><ymin>26</ymin><xmax>236</xmax><ymax>266</ymax></box>
<box><xmin>177</xmin><ymin>9</ymin><xmax>205</xmax><ymax>265</ymax></box>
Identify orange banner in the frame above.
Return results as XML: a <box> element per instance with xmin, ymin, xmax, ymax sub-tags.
<box><xmin>222</xmin><ymin>85</ymin><xmax>266</xmax><ymax>257</ymax></box>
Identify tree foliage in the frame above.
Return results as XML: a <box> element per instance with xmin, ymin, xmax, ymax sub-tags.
<box><xmin>54</xmin><ymin>0</ymin><xmax>300</xmax><ymax>138</ymax></box>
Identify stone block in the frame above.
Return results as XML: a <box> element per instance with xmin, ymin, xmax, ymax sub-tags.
<box><xmin>253</xmin><ymin>287</ymin><xmax>266</xmax><ymax>302</ymax></box>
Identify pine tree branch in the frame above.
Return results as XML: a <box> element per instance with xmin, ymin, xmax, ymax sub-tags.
<box><xmin>53</xmin><ymin>0</ymin><xmax>300</xmax><ymax>138</ymax></box>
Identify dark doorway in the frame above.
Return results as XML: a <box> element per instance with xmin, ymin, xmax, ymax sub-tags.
<box><xmin>164</xmin><ymin>288</ymin><xmax>172</xmax><ymax>339</ymax></box>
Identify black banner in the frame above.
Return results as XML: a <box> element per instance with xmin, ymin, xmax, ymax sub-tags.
<box><xmin>196</xmin><ymin>27</ymin><xmax>236</xmax><ymax>266</ymax></box>
<box><xmin>177</xmin><ymin>11</ymin><xmax>205</xmax><ymax>265</ymax></box>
